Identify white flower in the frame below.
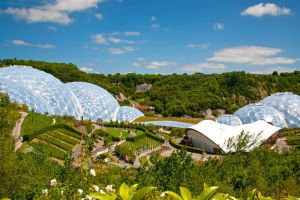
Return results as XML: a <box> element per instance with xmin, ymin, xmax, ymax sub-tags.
<box><xmin>50</xmin><ymin>178</ymin><xmax>57</xmax><ymax>186</ymax></box>
<box><xmin>105</xmin><ymin>185</ymin><xmax>116</xmax><ymax>193</ymax></box>
<box><xmin>100</xmin><ymin>189</ymin><xmax>106</xmax><ymax>194</ymax></box>
<box><xmin>78</xmin><ymin>189</ymin><xmax>83</xmax><ymax>195</ymax></box>
<box><xmin>93</xmin><ymin>185</ymin><xmax>99</xmax><ymax>192</ymax></box>
<box><xmin>90</xmin><ymin>169</ymin><xmax>96</xmax><ymax>176</ymax></box>
<box><xmin>42</xmin><ymin>189</ymin><xmax>48</xmax><ymax>194</ymax></box>
<box><xmin>61</xmin><ymin>190</ymin><xmax>64</xmax><ymax>195</ymax></box>
<box><xmin>160</xmin><ymin>192</ymin><xmax>166</xmax><ymax>198</ymax></box>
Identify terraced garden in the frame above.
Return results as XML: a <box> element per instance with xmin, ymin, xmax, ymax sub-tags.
<box><xmin>119</xmin><ymin>136</ymin><xmax>162</xmax><ymax>154</ymax></box>
<box><xmin>29</xmin><ymin>128</ymin><xmax>81</xmax><ymax>161</ymax></box>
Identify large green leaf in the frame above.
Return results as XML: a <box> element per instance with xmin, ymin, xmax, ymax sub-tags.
<box><xmin>89</xmin><ymin>192</ymin><xmax>117</xmax><ymax>200</ymax></box>
<box><xmin>165</xmin><ymin>191</ymin><xmax>183</xmax><ymax>200</ymax></box>
<box><xmin>132</xmin><ymin>187</ymin><xmax>156</xmax><ymax>200</ymax></box>
<box><xmin>119</xmin><ymin>183</ymin><xmax>133</xmax><ymax>200</ymax></box>
<box><xmin>196</xmin><ymin>183</ymin><xmax>219</xmax><ymax>200</ymax></box>
<box><xmin>180</xmin><ymin>187</ymin><xmax>192</xmax><ymax>200</ymax></box>
<box><xmin>130</xmin><ymin>184</ymin><xmax>139</xmax><ymax>192</ymax></box>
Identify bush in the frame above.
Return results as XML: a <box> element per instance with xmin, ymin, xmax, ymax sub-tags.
<box><xmin>169</xmin><ymin>138</ymin><xmax>204</xmax><ymax>154</ymax></box>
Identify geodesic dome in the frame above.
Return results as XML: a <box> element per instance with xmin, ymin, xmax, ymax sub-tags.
<box><xmin>115</xmin><ymin>106</ymin><xmax>144</xmax><ymax>122</ymax></box>
<box><xmin>260</xmin><ymin>93</ymin><xmax>300</xmax><ymax>128</ymax></box>
<box><xmin>65</xmin><ymin>82</ymin><xmax>120</xmax><ymax>122</ymax></box>
<box><xmin>234</xmin><ymin>103</ymin><xmax>287</xmax><ymax>128</ymax></box>
<box><xmin>0</xmin><ymin>66</ymin><xmax>83</xmax><ymax>118</ymax></box>
<box><xmin>217</xmin><ymin>114</ymin><xmax>242</xmax><ymax>126</ymax></box>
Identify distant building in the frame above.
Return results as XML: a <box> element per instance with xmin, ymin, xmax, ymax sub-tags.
<box><xmin>133</xmin><ymin>105</ymin><xmax>155</xmax><ymax>113</ymax></box>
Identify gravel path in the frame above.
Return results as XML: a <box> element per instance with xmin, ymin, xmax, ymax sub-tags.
<box><xmin>12</xmin><ymin>112</ymin><xmax>28</xmax><ymax>151</ymax></box>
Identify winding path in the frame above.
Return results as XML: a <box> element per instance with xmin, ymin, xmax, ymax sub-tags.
<box><xmin>11</xmin><ymin>111</ymin><xmax>28</xmax><ymax>151</ymax></box>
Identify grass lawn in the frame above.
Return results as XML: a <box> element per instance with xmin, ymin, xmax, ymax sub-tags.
<box><xmin>21</xmin><ymin>112</ymin><xmax>53</xmax><ymax>136</ymax></box>
<box><xmin>134</xmin><ymin>116</ymin><xmax>203</xmax><ymax>124</ymax></box>
<box><xmin>105</xmin><ymin>127</ymin><xmax>143</xmax><ymax>139</ymax></box>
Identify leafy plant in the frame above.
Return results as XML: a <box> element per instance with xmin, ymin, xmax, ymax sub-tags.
<box><xmin>89</xmin><ymin>183</ymin><xmax>156</xmax><ymax>200</ymax></box>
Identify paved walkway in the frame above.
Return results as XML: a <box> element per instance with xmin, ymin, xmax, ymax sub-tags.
<box><xmin>133</xmin><ymin>145</ymin><xmax>164</xmax><ymax>167</ymax></box>
<box><xmin>11</xmin><ymin>111</ymin><xmax>28</xmax><ymax>151</ymax></box>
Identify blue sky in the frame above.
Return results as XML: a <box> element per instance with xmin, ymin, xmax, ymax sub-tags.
<box><xmin>0</xmin><ymin>0</ymin><xmax>299</xmax><ymax>74</ymax></box>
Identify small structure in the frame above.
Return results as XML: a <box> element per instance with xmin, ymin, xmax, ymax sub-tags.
<box><xmin>133</xmin><ymin>105</ymin><xmax>155</xmax><ymax>114</ymax></box>
<box><xmin>187</xmin><ymin>120</ymin><xmax>281</xmax><ymax>154</ymax></box>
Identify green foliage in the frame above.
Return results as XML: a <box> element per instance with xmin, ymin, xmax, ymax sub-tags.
<box><xmin>137</xmin><ymin>149</ymin><xmax>194</xmax><ymax>192</ymax></box>
<box><xmin>89</xmin><ymin>183</ymin><xmax>156</xmax><ymax>200</ymax></box>
<box><xmin>169</xmin><ymin>138</ymin><xmax>204</xmax><ymax>154</ymax></box>
<box><xmin>21</xmin><ymin>112</ymin><xmax>53</xmax><ymax>136</ymax></box>
<box><xmin>171</xmin><ymin>128</ymin><xmax>186</xmax><ymax>138</ymax></box>
<box><xmin>23</xmin><ymin>123</ymin><xmax>82</xmax><ymax>141</ymax></box>
<box><xmin>29</xmin><ymin>142</ymin><xmax>67</xmax><ymax>160</ymax></box>
<box><xmin>47</xmin><ymin>131</ymin><xmax>80</xmax><ymax>145</ymax></box>
<box><xmin>37</xmin><ymin>134</ymin><xmax>74</xmax><ymax>151</ymax></box>
<box><xmin>226</xmin><ymin>131</ymin><xmax>260</xmax><ymax>153</ymax></box>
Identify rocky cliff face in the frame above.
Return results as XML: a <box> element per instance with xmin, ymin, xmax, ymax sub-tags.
<box><xmin>136</xmin><ymin>83</ymin><xmax>152</xmax><ymax>93</ymax></box>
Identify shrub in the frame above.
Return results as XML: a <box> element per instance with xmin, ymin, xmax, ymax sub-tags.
<box><xmin>169</xmin><ymin>138</ymin><xmax>204</xmax><ymax>154</ymax></box>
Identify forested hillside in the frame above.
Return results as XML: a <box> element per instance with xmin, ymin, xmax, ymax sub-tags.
<box><xmin>1</xmin><ymin>59</ymin><xmax>300</xmax><ymax>117</ymax></box>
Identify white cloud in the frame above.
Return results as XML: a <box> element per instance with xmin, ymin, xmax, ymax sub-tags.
<box><xmin>207</xmin><ymin>46</ymin><xmax>297</xmax><ymax>65</ymax></box>
<box><xmin>241</xmin><ymin>3</ymin><xmax>291</xmax><ymax>17</ymax></box>
<box><xmin>11</xmin><ymin>39</ymin><xmax>55</xmax><ymax>49</ymax></box>
<box><xmin>12</xmin><ymin>40</ymin><xmax>30</xmax><ymax>46</ymax></box>
<box><xmin>3</xmin><ymin>0</ymin><xmax>105</xmax><ymax>25</ymax></box>
<box><xmin>213</xmin><ymin>23</ymin><xmax>224</xmax><ymax>30</ymax></box>
<box><xmin>179</xmin><ymin>62</ymin><xmax>226</xmax><ymax>72</ymax></box>
<box><xmin>187</xmin><ymin>43</ymin><xmax>210</xmax><ymax>49</ymax></box>
<box><xmin>151</xmin><ymin>24</ymin><xmax>160</xmax><ymax>29</ymax></box>
<box><xmin>80</xmin><ymin>67</ymin><xmax>95</xmax><ymax>73</ymax></box>
<box><xmin>132</xmin><ymin>57</ymin><xmax>145</xmax><ymax>67</ymax></box>
<box><xmin>95</xmin><ymin>13</ymin><xmax>103</xmax><ymax>20</ymax></box>
<box><xmin>124</xmin><ymin>31</ymin><xmax>141</xmax><ymax>36</ymax></box>
<box><xmin>151</xmin><ymin>16</ymin><xmax>157</xmax><ymax>21</ymax></box>
<box><xmin>251</xmin><ymin>67</ymin><xmax>297</xmax><ymax>74</ymax></box>
<box><xmin>108</xmin><ymin>46</ymin><xmax>137</xmax><ymax>55</ymax></box>
<box><xmin>146</xmin><ymin>61</ymin><xmax>177</xmax><ymax>69</ymax></box>
<box><xmin>48</xmin><ymin>26</ymin><xmax>57</xmax><ymax>31</ymax></box>
<box><xmin>36</xmin><ymin>43</ymin><xmax>55</xmax><ymax>49</ymax></box>
<box><xmin>91</xmin><ymin>34</ymin><xmax>108</xmax><ymax>44</ymax></box>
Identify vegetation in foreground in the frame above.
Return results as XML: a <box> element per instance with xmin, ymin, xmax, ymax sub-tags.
<box><xmin>1</xmin><ymin>93</ymin><xmax>300</xmax><ymax>199</ymax></box>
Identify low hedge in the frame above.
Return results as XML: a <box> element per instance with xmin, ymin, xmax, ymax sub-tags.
<box><xmin>93</xmin><ymin>129</ymin><xmax>120</xmax><ymax>141</ymax></box>
<box><xmin>169</xmin><ymin>138</ymin><xmax>204</xmax><ymax>154</ymax></box>
<box><xmin>127</xmin><ymin>133</ymin><xmax>146</xmax><ymax>142</ymax></box>
<box><xmin>23</xmin><ymin>123</ymin><xmax>82</xmax><ymax>141</ymax></box>
<box><xmin>146</xmin><ymin>132</ymin><xmax>164</xmax><ymax>143</ymax></box>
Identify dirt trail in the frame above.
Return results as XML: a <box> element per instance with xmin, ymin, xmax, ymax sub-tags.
<box><xmin>11</xmin><ymin>112</ymin><xmax>28</xmax><ymax>151</ymax></box>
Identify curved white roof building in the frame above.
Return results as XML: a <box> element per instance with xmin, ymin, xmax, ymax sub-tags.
<box><xmin>187</xmin><ymin>120</ymin><xmax>281</xmax><ymax>154</ymax></box>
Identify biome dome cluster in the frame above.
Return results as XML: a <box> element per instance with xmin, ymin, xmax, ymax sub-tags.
<box><xmin>216</xmin><ymin>114</ymin><xmax>242</xmax><ymax>126</ymax></box>
<box><xmin>0</xmin><ymin>66</ymin><xmax>144</xmax><ymax>122</ymax></box>
<box><xmin>217</xmin><ymin>93</ymin><xmax>300</xmax><ymax>128</ymax></box>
